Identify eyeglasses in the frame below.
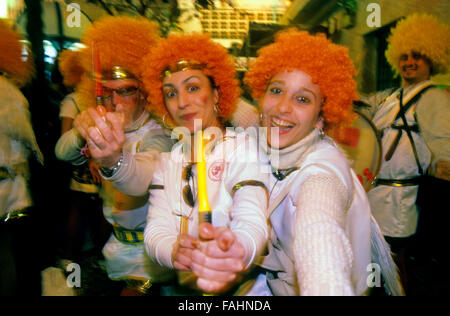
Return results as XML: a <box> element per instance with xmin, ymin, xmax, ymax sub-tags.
<box><xmin>103</xmin><ymin>86</ymin><xmax>139</xmax><ymax>99</ymax></box>
<box><xmin>182</xmin><ymin>163</ymin><xmax>195</xmax><ymax>207</ymax></box>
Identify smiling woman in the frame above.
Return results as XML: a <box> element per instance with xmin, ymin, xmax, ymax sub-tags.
<box><xmin>141</xmin><ymin>33</ymin><xmax>270</xmax><ymax>295</ymax></box>
<box><xmin>260</xmin><ymin>70</ymin><xmax>323</xmax><ymax>149</ymax></box>
<box><xmin>244</xmin><ymin>28</ymin><xmax>403</xmax><ymax>296</ymax></box>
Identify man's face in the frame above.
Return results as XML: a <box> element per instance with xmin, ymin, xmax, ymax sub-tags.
<box><xmin>399</xmin><ymin>51</ymin><xmax>432</xmax><ymax>86</ymax></box>
<box><xmin>102</xmin><ymin>79</ymin><xmax>145</xmax><ymax>128</ymax></box>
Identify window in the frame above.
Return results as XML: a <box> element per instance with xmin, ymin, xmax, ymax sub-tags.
<box><xmin>202</xmin><ymin>11</ymin><xmax>210</xmax><ymax>19</ymax></box>
<box><xmin>363</xmin><ymin>21</ymin><xmax>400</xmax><ymax>93</ymax></box>
<box><xmin>0</xmin><ymin>0</ymin><xmax>7</xmax><ymax>18</ymax></box>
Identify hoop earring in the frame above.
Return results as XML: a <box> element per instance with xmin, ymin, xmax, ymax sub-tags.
<box><xmin>318</xmin><ymin>128</ymin><xmax>325</xmax><ymax>139</ymax></box>
<box><xmin>162</xmin><ymin>113</ymin><xmax>172</xmax><ymax>130</ymax></box>
<box><xmin>214</xmin><ymin>103</ymin><xmax>220</xmax><ymax>113</ymax></box>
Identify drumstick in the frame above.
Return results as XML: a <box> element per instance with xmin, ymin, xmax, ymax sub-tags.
<box><xmin>92</xmin><ymin>40</ymin><xmax>104</xmax><ymax>109</ymax></box>
<box><xmin>195</xmin><ymin>130</ymin><xmax>212</xmax><ymax>225</ymax></box>
<box><xmin>81</xmin><ymin>42</ymin><xmax>106</xmax><ymax>157</ymax></box>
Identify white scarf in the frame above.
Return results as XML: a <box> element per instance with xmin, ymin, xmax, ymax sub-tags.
<box><xmin>259</xmin><ymin>128</ymin><xmax>321</xmax><ymax>170</ymax></box>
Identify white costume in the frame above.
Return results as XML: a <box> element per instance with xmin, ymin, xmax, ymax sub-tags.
<box><xmin>0</xmin><ymin>75</ymin><xmax>42</xmax><ymax>218</ymax></box>
<box><xmin>55</xmin><ymin>111</ymin><xmax>173</xmax><ymax>281</ymax></box>
<box><xmin>59</xmin><ymin>92</ymin><xmax>99</xmax><ymax>194</ymax></box>
<box><xmin>144</xmin><ymin>129</ymin><xmax>270</xmax><ymax>270</ymax></box>
<box><xmin>248</xmin><ymin>129</ymin><xmax>401</xmax><ymax>296</ymax></box>
<box><xmin>362</xmin><ymin>80</ymin><xmax>450</xmax><ymax>237</ymax></box>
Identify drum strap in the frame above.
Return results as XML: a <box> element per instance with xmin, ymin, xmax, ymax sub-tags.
<box><xmin>384</xmin><ymin>85</ymin><xmax>435</xmax><ymax>170</ymax></box>
<box><xmin>376</xmin><ymin>177</ymin><xmax>422</xmax><ymax>187</ymax></box>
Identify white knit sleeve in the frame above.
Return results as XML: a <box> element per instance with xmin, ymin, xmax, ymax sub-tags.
<box><xmin>293</xmin><ymin>173</ymin><xmax>355</xmax><ymax>296</ymax></box>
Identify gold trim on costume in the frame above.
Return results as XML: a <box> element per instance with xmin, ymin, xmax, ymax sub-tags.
<box><xmin>231</xmin><ymin>180</ymin><xmax>269</xmax><ymax>205</ymax></box>
<box><xmin>149</xmin><ymin>184</ymin><xmax>164</xmax><ymax>190</ymax></box>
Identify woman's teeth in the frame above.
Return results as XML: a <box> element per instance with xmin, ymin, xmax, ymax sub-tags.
<box><xmin>272</xmin><ymin>118</ymin><xmax>294</xmax><ymax>128</ymax></box>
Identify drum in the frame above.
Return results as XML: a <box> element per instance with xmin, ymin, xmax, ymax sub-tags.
<box><xmin>327</xmin><ymin>109</ymin><xmax>382</xmax><ymax>192</ymax></box>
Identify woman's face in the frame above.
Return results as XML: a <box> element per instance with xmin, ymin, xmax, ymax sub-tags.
<box><xmin>260</xmin><ymin>70</ymin><xmax>323</xmax><ymax>149</ymax></box>
<box><xmin>162</xmin><ymin>69</ymin><xmax>220</xmax><ymax>133</ymax></box>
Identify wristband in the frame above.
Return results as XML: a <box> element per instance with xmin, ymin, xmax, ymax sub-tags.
<box><xmin>100</xmin><ymin>152</ymin><xmax>124</xmax><ymax>178</ymax></box>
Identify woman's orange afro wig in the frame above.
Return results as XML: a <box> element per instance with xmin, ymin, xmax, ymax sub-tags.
<box><xmin>59</xmin><ymin>49</ymin><xmax>84</xmax><ymax>87</ymax></box>
<box><xmin>0</xmin><ymin>19</ymin><xmax>34</xmax><ymax>87</ymax></box>
<box><xmin>141</xmin><ymin>33</ymin><xmax>240</xmax><ymax>122</ymax></box>
<box><xmin>245</xmin><ymin>29</ymin><xmax>358</xmax><ymax>129</ymax></box>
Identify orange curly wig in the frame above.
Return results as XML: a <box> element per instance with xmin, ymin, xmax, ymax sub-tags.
<box><xmin>59</xmin><ymin>49</ymin><xmax>84</xmax><ymax>88</ymax></box>
<box><xmin>0</xmin><ymin>19</ymin><xmax>34</xmax><ymax>87</ymax></box>
<box><xmin>141</xmin><ymin>33</ymin><xmax>240</xmax><ymax>122</ymax></box>
<box><xmin>80</xmin><ymin>16</ymin><xmax>160</xmax><ymax>77</ymax></box>
<box><xmin>385</xmin><ymin>13</ymin><xmax>450</xmax><ymax>76</ymax></box>
<box><xmin>77</xmin><ymin>16</ymin><xmax>160</xmax><ymax>109</ymax></box>
<box><xmin>244</xmin><ymin>29</ymin><xmax>358</xmax><ymax>129</ymax></box>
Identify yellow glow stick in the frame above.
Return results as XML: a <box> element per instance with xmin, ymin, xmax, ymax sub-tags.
<box><xmin>195</xmin><ymin>130</ymin><xmax>212</xmax><ymax>224</ymax></box>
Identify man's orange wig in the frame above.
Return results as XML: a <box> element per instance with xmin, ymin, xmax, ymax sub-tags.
<box><xmin>76</xmin><ymin>16</ymin><xmax>160</xmax><ymax>109</ymax></box>
<box><xmin>245</xmin><ymin>29</ymin><xmax>358</xmax><ymax>129</ymax></box>
<box><xmin>79</xmin><ymin>16</ymin><xmax>159</xmax><ymax>77</ymax></box>
<box><xmin>141</xmin><ymin>33</ymin><xmax>240</xmax><ymax>122</ymax></box>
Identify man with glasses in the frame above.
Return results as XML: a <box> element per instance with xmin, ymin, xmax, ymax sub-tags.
<box><xmin>55</xmin><ymin>16</ymin><xmax>174</xmax><ymax>295</ymax></box>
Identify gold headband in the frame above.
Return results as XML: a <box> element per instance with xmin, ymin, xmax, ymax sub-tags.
<box><xmin>102</xmin><ymin>66</ymin><xmax>137</xmax><ymax>81</ymax></box>
<box><xmin>161</xmin><ymin>59</ymin><xmax>206</xmax><ymax>79</ymax></box>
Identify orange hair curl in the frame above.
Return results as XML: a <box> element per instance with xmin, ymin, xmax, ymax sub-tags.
<box><xmin>244</xmin><ymin>29</ymin><xmax>358</xmax><ymax>129</ymax></box>
<box><xmin>0</xmin><ymin>19</ymin><xmax>34</xmax><ymax>87</ymax></box>
<box><xmin>141</xmin><ymin>33</ymin><xmax>240</xmax><ymax>122</ymax></box>
<box><xmin>59</xmin><ymin>49</ymin><xmax>84</xmax><ymax>88</ymax></box>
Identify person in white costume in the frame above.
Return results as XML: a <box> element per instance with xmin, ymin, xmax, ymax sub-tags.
<box><xmin>360</xmin><ymin>14</ymin><xmax>450</xmax><ymax>286</ymax></box>
<box><xmin>244</xmin><ymin>29</ymin><xmax>403</xmax><ymax>296</ymax></box>
<box><xmin>140</xmin><ymin>33</ymin><xmax>270</xmax><ymax>295</ymax></box>
<box><xmin>0</xmin><ymin>19</ymin><xmax>41</xmax><ymax>220</ymax></box>
<box><xmin>55</xmin><ymin>16</ymin><xmax>174</xmax><ymax>295</ymax></box>
<box><xmin>56</xmin><ymin>48</ymin><xmax>108</xmax><ymax>264</ymax></box>
<box><xmin>0</xmin><ymin>19</ymin><xmax>42</xmax><ymax>295</ymax></box>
